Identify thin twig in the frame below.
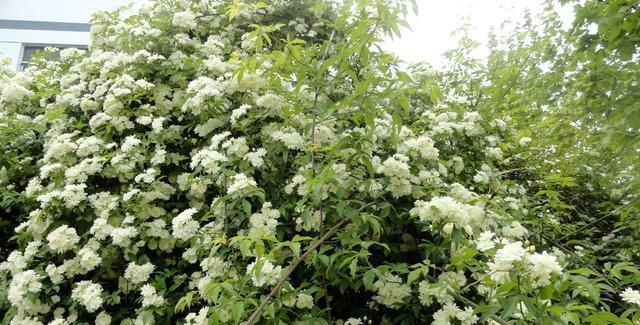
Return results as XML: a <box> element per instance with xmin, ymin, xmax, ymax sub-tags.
<box><xmin>244</xmin><ymin>201</ymin><xmax>378</xmax><ymax>325</ymax></box>
<box><xmin>309</xmin><ymin>30</ymin><xmax>336</xmax><ymax>321</ymax></box>
<box><xmin>557</xmin><ymin>196</ymin><xmax>639</xmax><ymax>242</ymax></box>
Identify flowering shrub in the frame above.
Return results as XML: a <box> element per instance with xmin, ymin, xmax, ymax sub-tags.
<box><xmin>0</xmin><ymin>0</ymin><xmax>639</xmax><ymax>324</ymax></box>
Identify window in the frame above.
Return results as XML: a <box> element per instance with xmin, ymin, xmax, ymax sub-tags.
<box><xmin>20</xmin><ymin>45</ymin><xmax>87</xmax><ymax>71</ymax></box>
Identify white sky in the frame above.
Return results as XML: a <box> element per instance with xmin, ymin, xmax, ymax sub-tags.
<box><xmin>0</xmin><ymin>0</ymin><xmax>574</xmax><ymax>69</ymax></box>
<box><xmin>381</xmin><ymin>0</ymin><xmax>574</xmax><ymax>67</ymax></box>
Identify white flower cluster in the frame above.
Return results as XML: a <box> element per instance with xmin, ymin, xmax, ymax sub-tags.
<box><xmin>0</xmin><ymin>0</ymin><xmax>583</xmax><ymax>323</ymax></box>
<box><xmin>141</xmin><ymin>284</ymin><xmax>165</xmax><ymax>307</ymax></box>
<box><xmin>410</xmin><ymin>196</ymin><xmax>484</xmax><ymax>234</ymax></box>
<box><xmin>248</xmin><ymin>202</ymin><xmax>280</xmax><ymax>236</ymax></box>
<box><xmin>172</xmin><ymin>208</ymin><xmax>200</xmax><ymax>241</ymax></box>
<box><xmin>46</xmin><ymin>225</ymin><xmax>80</xmax><ymax>254</ymax></box>
<box><xmin>376</xmin><ymin>154</ymin><xmax>416</xmax><ymax>198</ymax></box>
<box><xmin>620</xmin><ymin>288</ymin><xmax>640</xmax><ymax>307</ymax></box>
<box><xmin>432</xmin><ymin>303</ymin><xmax>478</xmax><ymax>325</ymax></box>
<box><xmin>8</xmin><ymin>270</ymin><xmax>42</xmax><ymax>307</ymax></box>
<box><xmin>227</xmin><ymin>173</ymin><xmax>257</xmax><ymax>195</ymax></box>
<box><xmin>484</xmin><ymin>239</ymin><xmax>563</xmax><ymax>287</ymax></box>
<box><xmin>372</xmin><ymin>273</ymin><xmax>411</xmax><ymax>309</ymax></box>
<box><xmin>124</xmin><ymin>262</ymin><xmax>155</xmax><ymax>285</ymax></box>
<box><xmin>71</xmin><ymin>281</ymin><xmax>103</xmax><ymax>313</ymax></box>
<box><xmin>418</xmin><ymin>271</ymin><xmax>466</xmax><ymax>307</ymax></box>
<box><xmin>246</xmin><ymin>259</ymin><xmax>282</xmax><ymax>287</ymax></box>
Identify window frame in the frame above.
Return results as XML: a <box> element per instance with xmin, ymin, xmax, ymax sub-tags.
<box><xmin>19</xmin><ymin>43</ymin><xmax>87</xmax><ymax>71</ymax></box>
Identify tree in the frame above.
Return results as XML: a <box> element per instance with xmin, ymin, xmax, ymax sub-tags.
<box><xmin>0</xmin><ymin>0</ymin><xmax>638</xmax><ymax>324</ymax></box>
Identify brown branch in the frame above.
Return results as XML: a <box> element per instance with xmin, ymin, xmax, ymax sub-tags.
<box><xmin>244</xmin><ymin>201</ymin><xmax>378</xmax><ymax>325</ymax></box>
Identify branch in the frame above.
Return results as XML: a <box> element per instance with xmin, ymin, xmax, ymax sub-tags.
<box><xmin>557</xmin><ymin>196</ymin><xmax>639</xmax><ymax>242</ymax></box>
<box><xmin>244</xmin><ymin>201</ymin><xmax>379</xmax><ymax>325</ymax></box>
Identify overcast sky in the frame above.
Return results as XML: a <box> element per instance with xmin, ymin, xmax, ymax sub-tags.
<box><xmin>381</xmin><ymin>0</ymin><xmax>574</xmax><ymax>68</ymax></box>
<box><xmin>1</xmin><ymin>0</ymin><xmax>575</xmax><ymax>69</ymax></box>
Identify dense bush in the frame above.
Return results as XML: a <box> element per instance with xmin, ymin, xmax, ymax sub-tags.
<box><xmin>0</xmin><ymin>0</ymin><xmax>638</xmax><ymax>324</ymax></box>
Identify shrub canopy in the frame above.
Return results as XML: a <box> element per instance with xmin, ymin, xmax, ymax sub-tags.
<box><xmin>0</xmin><ymin>0</ymin><xmax>638</xmax><ymax>324</ymax></box>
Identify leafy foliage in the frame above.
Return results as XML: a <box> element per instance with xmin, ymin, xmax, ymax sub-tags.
<box><xmin>0</xmin><ymin>0</ymin><xmax>638</xmax><ymax>324</ymax></box>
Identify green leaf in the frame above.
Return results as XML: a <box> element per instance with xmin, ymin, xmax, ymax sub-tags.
<box><xmin>475</xmin><ymin>304</ymin><xmax>502</xmax><ymax>322</ymax></box>
<box><xmin>407</xmin><ymin>269</ymin><xmax>421</xmax><ymax>286</ymax></box>
<box><xmin>233</xmin><ymin>302</ymin><xmax>245</xmax><ymax>324</ymax></box>
<box><xmin>570</xmin><ymin>275</ymin><xmax>600</xmax><ymax>303</ymax></box>
<box><xmin>363</xmin><ymin>270</ymin><xmax>376</xmax><ymax>290</ymax></box>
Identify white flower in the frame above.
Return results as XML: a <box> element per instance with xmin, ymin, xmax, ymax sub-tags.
<box><xmin>449</xmin><ymin>183</ymin><xmax>474</xmax><ymax>203</ymax></box>
<box><xmin>71</xmin><ymin>281</ymin><xmax>103</xmax><ymax>313</ymax></box>
<box><xmin>245</xmin><ymin>148</ymin><xmax>267</xmax><ymax>167</ymax></box>
<box><xmin>227</xmin><ymin>173</ymin><xmax>257</xmax><ymax>195</ymax></box>
<box><xmin>256</xmin><ymin>93</ymin><xmax>284</xmax><ymax>111</ymax></box>
<box><xmin>194</xmin><ymin>118</ymin><xmax>223</xmax><ymax>137</ymax></box>
<box><xmin>230</xmin><ymin>104</ymin><xmax>250</xmax><ymax>125</ymax></box>
<box><xmin>78</xmin><ymin>247</ymin><xmax>102</xmax><ymax>272</ymax></box>
<box><xmin>151</xmin><ymin>149</ymin><xmax>166</xmax><ymax>165</ymax></box>
<box><xmin>475</xmin><ymin>231</ymin><xmax>496</xmax><ymax>251</ymax></box>
<box><xmin>486</xmin><ymin>147</ymin><xmax>503</xmax><ymax>160</ymax></box>
<box><xmin>432</xmin><ymin>303</ymin><xmax>478</xmax><ymax>325</ymax></box>
<box><xmin>134</xmin><ymin>168</ymin><xmax>158</xmax><ymax>183</ymax></box>
<box><xmin>124</xmin><ymin>262</ymin><xmax>155</xmax><ymax>285</ymax></box>
<box><xmin>47</xmin><ymin>225</ymin><xmax>80</xmax><ymax>254</ymax></box>
<box><xmin>295</xmin><ymin>210</ymin><xmax>322</xmax><ymax>232</ymax></box>
<box><xmin>488</xmin><ymin>241</ymin><xmax>526</xmax><ymax>283</ymax></box>
<box><xmin>136</xmin><ymin>115</ymin><xmax>153</xmax><ymax>125</ymax></box>
<box><xmin>519</xmin><ymin>137</ymin><xmax>532</xmax><ymax>146</ymax></box>
<box><xmin>24</xmin><ymin>240</ymin><xmax>42</xmax><ymax>261</ymax></box>
<box><xmin>526</xmin><ymin>251</ymin><xmax>562</xmax><ymax>287</ymax></box>
<box><xmin>621</xmin><ymin>288</ymin><xmax>640</xmax><ymax>307</ymax></box>
<box><xmin>190</xmin><ymin>149</ymin><xmax>227</xmax><ymax>174</ymax></box>
<box><xmin>450</xmin><ymin>156</ymin><xmax>464</xmax><ymax>174</ymax></box>
<box><xmin>295</xmin><ymin>293</ymin><xmax>314</xmax><ymax>309</ymax></box>
<box><xmin>90</xmin><ymin>217</ymin><xmax>113</xmax><ymax>240</ymax></box>
<box><xmin>410</xmin><ymin>196</ymin><xmax>483</xmax><ymax>234</ymax></box>
<box><xmin>172</xmin><ymin>11</ymin><xmax>197</xmax><ymax>29</ymax></box>
<box><xmin>95</xmin><ymin>311</ymin><xmax>112</xmax><ymax>325</ymax></box>
<box><xmin>494</xmin><ymin>241</ymin><xmax>526</xmax><ymax>267</ymax></box>
<box><xmin>246</xmin><ymin>259</ymin><xmax>282</xmax><ymax>287</ymax></box>
<box><xmin>172</xmin><ymin>208</ymin><xmax>199</xmax><ymax>241</ymax></box>
<box><xmin>40</xmin><ymin>163</ymin><xmax>63</xmax><ymax>179</ymax></box>
<box><xmin>490</xmin><ymin>118</ymin><xmax>507</xmax><ymax>131</ymax></box>
<box><xmin>59</xmin><ymin>184</ymin><xmax>88</xmax><ymax>208</ymax></box>
<box><xmin>110</xmin><ymin>226</ymin><xmax>138</xmax><ymax>247</ymax></box>
<box><xmin>400</xmin><ymin>135</ymin><xmax>439</xmax><ymax>160</ymax></box>
<box><xmin>200</xmin><ymin>256</ymin><xmax>228</xmax><ymax>279</ymax></box>
<box><xmin>1</xmin><ymin>82</ymin><xmax>33</xmax><ymax>102</ymax></box>
<box><xmin>378</xmin><ymin>154</ymin><xmax>414</xmax><ymax>198</ymax></box>
<box><xmin>141</xmin><ymin>284</ymin><xmax>165</xmax><ymax>307</ymax></box>
<box><xmin>151</xmin><ymin>117</ymin><xmax>165</xmax><ymax>133</ymax></box>
<box><xmin>249</xmin><ymin>202</ymin><xmax>280</xmax><ymax>236</ymax></box>
<box><xmin>270</xmin><ymin>130</ymin><xmax>305</xmax><ymax>150</ymax></box>
<box><xmin>121</xmin><ymin>135</ymin><xmax>141</xmax><ymax>152</ymax></box>
<box><xmin>46</xmin><ymin>264</ymin><xmax>64</xmax><ymax>284</ymax></box>
<box><xmin>372</xmin><ymin>273</ymin><xmax>411</xmax><ymax>309</ymax></box>
<box><xmin>7</xmin><ymin>270</ymin><xmax>42</xmax><ymax>307</ymax></box>
<box><xmin>184</xmin><ymin>306</ymin><xmax>209</xmax><ymax>325</ymax></box>
<box><xmin>473</xmin><ymin>170</ymin><xmax>490</xmax><ymax>184</ymax></box>
<box><xmin>502</xmin><ymin>221</ymin><xmax>528</xmax><ymax>239</ymax></box>
<box><xmin>76</xmin><ymin>136</ymin><xmax>104</xmax><ymax>156</ymax></box>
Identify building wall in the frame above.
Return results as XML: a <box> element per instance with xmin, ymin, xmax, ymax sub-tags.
<box><xmin>0</xmin><ymin>0</ymin><xmax>145</xmax><ymax>70</ymax></box>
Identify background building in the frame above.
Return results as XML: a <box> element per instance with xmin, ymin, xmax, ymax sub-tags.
<box><xmin>0</xmin><ymin>0</ymin><xmax>143</xmax><ymax>70</ymax></box>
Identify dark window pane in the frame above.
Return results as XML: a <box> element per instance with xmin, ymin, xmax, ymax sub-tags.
<box><xmin>20</xmin><ymin>45</ymin><xmax>87</xmax><ymax>70</ymax></box>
